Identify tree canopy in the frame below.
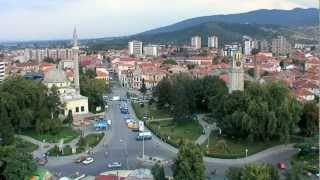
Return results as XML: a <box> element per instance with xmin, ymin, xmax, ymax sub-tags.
<box><xmin>0</xmin><ymin>76</ymin><xmax>62</xmax><ymax>140</ymax></box>
<box><xmin>212</xmin><ymin>81</ymin><xmax>302</xmax><ymax>142</ymax></box>
<box><xmin>226</xmin><ymin>163</ymin><xmax>279</xmax><ymax>180</ymax></box>
<box><xmin>173</xmin><ymin>141</ymin><xmax>205</xmax><ymax>180</ymax></box>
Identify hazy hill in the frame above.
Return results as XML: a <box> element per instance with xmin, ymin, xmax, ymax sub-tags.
<box><xmin>141</xmin><ymin>8</ymin><xmax>318</xmax><ymax>35</ymax></box>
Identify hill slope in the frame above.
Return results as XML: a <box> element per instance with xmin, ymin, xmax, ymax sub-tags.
<box><xmin>89</xmin><ymin>22</ymin><xmax>288</xmax><ymax>50</ymax></box>
<box><xmin>141</xmin><ymin>8</ymin><xmax>318</xmax><ymax>35</ymax></box>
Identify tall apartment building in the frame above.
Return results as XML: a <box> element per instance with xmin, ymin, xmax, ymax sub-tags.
<box><xmin>243</xmin><ymin>38</ymin><xmax>252</xmax><ymax>56</ymax></box>
<box><xmin>191</xmin><ymin>36</ymin><xmax>202</xmax><ymax>49</ymax></box>
<box><xmin>0</xmin><ymin>61</ymin><xmax>5</xmax><ymax>83</ymax></box>
<box><xmin>143</xmin><ymin>45</ymin><xmax>159</xmax><ymax>57</ymax></box>
<box><xmin>128</xmin><ymin>40</ymin><xmax>143</xmax><ymax>56</ymax></box>
<box><xmin>259</xmin><ymin>40</ymin><xmax>269</xmax><ymax>52</ymax></box>
<box><xmin>272</xmin><ymin>36</ymin><xmax>291</xmax><ymax>56</ymax></box>
<box><xmin>208</xmin><ymin>36</ymin><xmax>218</xmax><ymax>48</ymax></box>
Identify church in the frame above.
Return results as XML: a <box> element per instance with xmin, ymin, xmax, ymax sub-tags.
<box><xmin>43</xmin><ymin>28</ymin><xmax>89</xmax><ymax>116</ymax></box>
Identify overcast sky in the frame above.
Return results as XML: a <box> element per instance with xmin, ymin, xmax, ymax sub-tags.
<box><xmin>0</xmin><ymin>0</ymin><xmax>317</xmax><ymax>41</ymax></box>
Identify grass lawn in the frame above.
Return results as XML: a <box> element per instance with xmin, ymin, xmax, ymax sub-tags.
<box><xmin>132</xmin><ymin>102</ymin><xmax>171</xmax><ymax>120</ymax></box>
<box><xmin>148</xmin><ymin>120</ymin><xmax>203</xmax><ymax>146</ymax></box>
<box><xmin>47</xmin><ymin>133</ymin><xmax>104</xmax><ymax>156</ymax></box>
<box><xmin>23</xmin><ymin>127</ymin><xmax>80</xmax><ymax>143</ymax></box>
<box><xmin>203</xmin><ymin>134</ymin><xmax>285</xmax><ymax>158</ymax></box>
<box><xmin>15</xmin><ymin>137</ymin><xmax>39</xmax><ymax>153</ymax></box>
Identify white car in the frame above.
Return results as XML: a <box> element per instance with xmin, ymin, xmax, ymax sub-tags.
<box><xmin>82</xmin><ymin>157</ymin><xmax>94</xmax><ymax>165</ymax></box>
<box><xmin>126</xmin><ymin>119</ymin><xmax>135</xmax><ymax>124</ymax></box>
<box><xmin>108</xmin><ymin>162</ymin><xmax>122</xmax><ymax>168</ymax></box>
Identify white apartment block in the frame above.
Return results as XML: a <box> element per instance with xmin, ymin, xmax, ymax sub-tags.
<box><xmin>143</xmin><ymin>45</ymin><xmax>159</xmax><ymax>57</ymax></box>
<box><xmin>128</xmin><ymin>40</ymin><xmax>143</xmax><ymax>56</ymax></box>
<box><xmin>208</xmin><ymin>36</ymin><xmax>218</xmax><ymax>48</ymax></box>
<box><xmin>243</xmin><ymin>39</ymin><xmax>252</xmax><ymax>56</ymax></box>
<box><xmin>272</xmin><ymin>36</ymin><xmax>291</xmax><ymax>56</ymax></box>
<box><xmin>191</xmin><ymin>36</ymin><xmax>202</xmax><ymax>49</ymax></box>
<box><xmin>0</xmin><ymin>61</ymin><xmax>5</xmax><ymax>83</ymax></box>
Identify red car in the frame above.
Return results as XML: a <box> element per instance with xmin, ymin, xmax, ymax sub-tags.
<box><xmin>75</xmin><ymin>156</ymin><xmax>87</xmax><ymax>163</ymax></box>
<box><xmin>277</xmin><ymin>162</ymin><xmax>287</xmax><ymax>170</ymax></box>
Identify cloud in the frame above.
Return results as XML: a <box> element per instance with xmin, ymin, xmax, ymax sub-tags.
<box><xmin>0</xmin><ymin>0</ymin><xmax>316</xmax><ymax>41</ymax></box>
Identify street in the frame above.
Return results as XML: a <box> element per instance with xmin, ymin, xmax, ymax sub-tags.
<box><xmin>46</xmin><ymin>83</ymin><xmax>298</xmax><ymax>178</ymax></box>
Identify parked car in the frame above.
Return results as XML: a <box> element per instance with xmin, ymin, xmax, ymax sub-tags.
<box><xmin>74</xmin><ymin>156</ymin><xmax>87</xmax><ymax>163</ymax></box>
<box><xmin>37</xmin><ymin>158</ymin><xmax>48</xmax><ymax>165</ymax></box>
<box><xmin>108</xmin><ymin>162</ymin><xmax>122</xmax><ymax>168</ymax></box>
<box><xmin>82</xmin><ymin>157</ymin><xmax>94</xmax><ymax>165</ymax></box>
<box><xmin>277</xmin><ymin>162</ymin><xmax>287</xmax><ymax>170</ymax></box>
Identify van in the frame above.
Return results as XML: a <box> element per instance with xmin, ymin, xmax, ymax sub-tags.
<box><xmin>136</xmin><ymin>131</ymin><xmax>152</xmax><ymax>141</ymax></box>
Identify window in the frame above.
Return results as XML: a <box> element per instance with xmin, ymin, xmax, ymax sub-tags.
<box><xmin>81</xmin><ymin>106</ymin><xmax>85</xmax><ymax>112</ymax></box>
<box><xmin>76</xmin><ymin>107</ymin><xmax>79</xmax><ymax>112</ymax></box>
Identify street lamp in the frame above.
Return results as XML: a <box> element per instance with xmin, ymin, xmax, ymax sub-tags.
<box><xmin>245</xmin><ymin>148</ymin><xmax>248</xmax><ymax>158</ymax></box>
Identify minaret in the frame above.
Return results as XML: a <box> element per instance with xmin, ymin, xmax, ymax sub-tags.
<box><xmin>72</xmin><ymin>27</ymin><xmax>80</xmax><ymax>94</ymax></box>
<box><xmin>229</xmin><ymin>52</ymin><xmax>244</xmax><ymax>93</ymax></box>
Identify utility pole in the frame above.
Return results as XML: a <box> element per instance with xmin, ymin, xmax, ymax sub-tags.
<box><xmin>142</xmin><ymin>136</ymin><xmax>145</xmax><ymax>159</ymax></box>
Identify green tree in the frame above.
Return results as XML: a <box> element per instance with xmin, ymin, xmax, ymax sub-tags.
<box><xmin>173</xmin><ymin>142</ymin><xmax>205</xmax><ymax>180</ymax></box>
<box><xmin>226</xmin><ymin>164</ymin><xmax>279</xmax><ymax>180</ymax></box>
<box><xmin>1</xmin><ymin>149</ymin><xmax>37</xmax><ymax>180</ymax></box>
<box><xmin>140</xmin><ymin>78</ymin><xmax>147</xmax><ymax>95</ymax></box>
<box><xmin>225</xmin><ymin>167</ymin><xmax>243</xmax><ymax>180</ymax></box>
<box><xmin>64</xmin><ymin>110</ymin><xmax>73</xmax><ymax>125</ymax></box>
<box><xmin>0</xmin><ymin>103</ymin><xmax>14</xmax><ymax>145</ymax></box>
<box><xmin>152</xmin><ymin>163</ymin><xmax>166</xmax><ymax>180</ymax></box>
<box><xmin>242</xmin><ymin>163</ymin><xmax>279</xmax><ymax>180</ymax></box>
<box><xmin>153</xmin><ymin>77</ymin><xmax>173</xmax><ymax>109</ymax></box>
<box><xmin>80</xmin><ymin>77</ymin><xmax>108</xmax><ymax>113</ymax></box>
<box><xmin>298</xmin><ymin>101</ymin><xmax>319</xmax><ymax>136</ymax></box>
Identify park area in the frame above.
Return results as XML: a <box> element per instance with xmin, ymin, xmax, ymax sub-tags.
<box><xmin>15</xmin><ymin>137</ymin><xmax>39</xmax><ymax>153</ymax></box>
<box><xmin>48</xmin><ymin>133</ymin><xmax>104</xmax><ymax>156</ymax></box>
<box><xmin>22</xmin><ymin>127</ymin><xmax>80</xmax><ymax>143</ymax></box>
<box><xmin>132</xmin><ymin>102</ymin><xmax>172</xmax><ymax>120</ymax></box>
<box><xmin>203</xmin><ymin>134</ymin><xmax>284</xmax><ymax>159</ymax></box>
<box><xmin>148</xmin><ymin>120</ymin><xmax>203</xmax><ymax>147</ymax></box>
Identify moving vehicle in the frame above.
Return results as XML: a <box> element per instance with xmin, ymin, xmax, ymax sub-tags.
<box><xmin>277</xmin><ymin>162</ymin><xmax>287</xmax><ymax>170</ymax></box>
<box><xmin>112</xmin><ymin>96</ymin><xmax>120</xmax><ymax>101</ymax></box>
<box><xmin>74</xmin><ymin>156</ymin><xmax>87</xmax><ymax>163</ymax></box>
<box><xmin>136</xmin><ymin>131</ymin><xmax>152</xmax><ymax>141</ymax></box>
<box><xmin>128</xmin><ymin>123</ymin><xmax>138</xmax><ymax>129</ymax></box>
<box><xmin>108</xmin><ymin>162</ymin><xmax>122</xmax><ymax>168</ymax></box>
<box><xmin>82</xmin><ymin>157</ymin><xmax>94</xmax><ymax>165</ymax></box>
<box><xmin>126</xmin><ymin>119</ymin><xmax>135</xmax><ymax>124</ymax></box>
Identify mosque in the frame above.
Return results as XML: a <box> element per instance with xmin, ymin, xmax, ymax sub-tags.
<box><xmin>43</xmin><ymin>28</ymin><xmax>89</xmax><ymax>116</ymax></box>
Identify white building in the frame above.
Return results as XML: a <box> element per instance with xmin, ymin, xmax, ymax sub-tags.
<box><xmin>143</xmin><ymin>45</ymin><xmax>159</xmax><ymax>57</ymax></box>
<box><xmin>191</xmin><ymin>36</ymin><xmax>202</xmax><ymax>49</ymax></box>
<box><xmin>243</xmin><ymin>38</ymin><xmax>252</xmax><ymax>56</ymax></box>
<box><xmin>128</xmin><ymin>40</ymin><xmax>143</xmax><ymax>56</ymax></box>
<box><xmin>0</xmin><ymin>61</ymin><xmax>5</xmax><ymax>83</ymax></box>
<box><xmin>208</xmin><ymin>36</ymin><xmax>218</xmax><ymax>48</ymax></box>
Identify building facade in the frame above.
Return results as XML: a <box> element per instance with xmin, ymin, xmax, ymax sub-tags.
<box><xmin>143</xmin><ymin>45</ymin><xmax>159</xmax><ymax>57</ymax></box>
<box><xmin>129</xmin><ymin>40</ymin><xmax>143</xmax><ymax>56</ymax></box>
<box><xmin>191</xmin><ymin>36</ymin><xmax>202</xmax><ymax>49</ymax></box>
<box><xmin>230</xmin><ymin>53</ymin><xmax>244</xmax><ymax>93</ymax></box>
<box><xmin>208</xmin><ymin>36</ymin><xmax>218</xmax><ymax>48</ymax></box>
<box><xmin>0</xmin><ymin>61</ymin><xmax>5</xmax><ymax>83</ymax></box>
<box><xmin>272</xmin><ymin>36</ymin><xmax>291</xmax><ymax>56</ymax></box>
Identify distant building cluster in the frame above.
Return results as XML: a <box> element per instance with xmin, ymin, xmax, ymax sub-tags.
<box><xmin>1</xmin><ymin>32</ymin><xmax>319</xmax><ymax>103</ymax></box>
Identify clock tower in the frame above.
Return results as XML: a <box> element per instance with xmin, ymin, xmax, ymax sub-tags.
<box><xmin>230</xmin><ymin>52</ymin><xmax>244</xmax><ymax>93</ymax></box>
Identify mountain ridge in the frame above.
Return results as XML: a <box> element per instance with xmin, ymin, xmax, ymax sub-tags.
<box><xmin>140</xmin><ymin>8</ymin><xmax>318</xmax><ymax>36</ymax></box>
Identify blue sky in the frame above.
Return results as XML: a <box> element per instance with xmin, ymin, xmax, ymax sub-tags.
<box><xmin>0</xmin><ymin>0</ymin><xmax>317</xmax><ymax>41</ymax></box>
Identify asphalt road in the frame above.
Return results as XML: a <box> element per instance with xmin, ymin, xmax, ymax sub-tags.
<box><xmin>46</xmin><ymin>84</ymin><xmax>175</xmax><ymax>177</ymax></box>
<box><xmin>46</xmin><ymin>83</ymin><xmax>298</xmax><ymax>179</ymax></box>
